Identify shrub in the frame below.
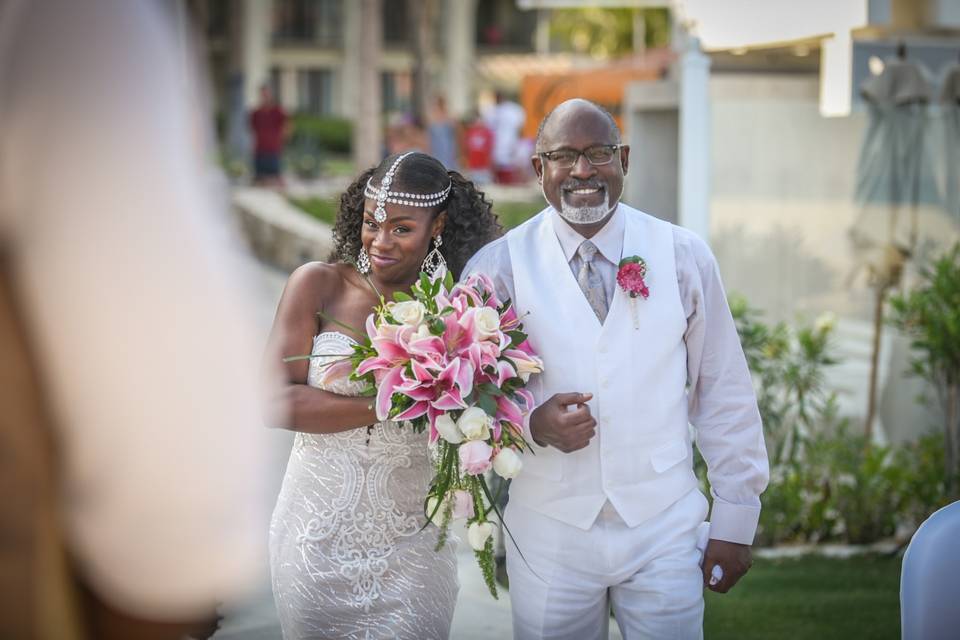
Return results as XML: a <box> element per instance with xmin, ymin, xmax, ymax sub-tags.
<box><xmin>290</xmin><ymin>114</ymin><xmax>352</xmax><ymax>154</ymax></box>
<box><xmin>888</xmin><ymin>242</ymin><xmax>960</xmax><ymax>492</ymax></box>
<box><xmin>696</xmin><ymin>296</ymin><xmax>957</xmax><ymax>546</ymax></box>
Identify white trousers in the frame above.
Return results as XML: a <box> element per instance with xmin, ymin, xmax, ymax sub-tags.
<box><xmin>505</xmin><ymin>489</ymin><xmax>709</xmax><ymax>640</ymax></box>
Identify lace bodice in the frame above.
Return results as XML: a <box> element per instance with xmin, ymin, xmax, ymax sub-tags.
<box><xmin>269</xmin><ymin>331</ymin><xmax>457</xmax><ymax>639</ymax></box>
<box><xmin>295</xmin><ymin>330</ymin><xmax>426</xmax><ymax>460</ymax></box>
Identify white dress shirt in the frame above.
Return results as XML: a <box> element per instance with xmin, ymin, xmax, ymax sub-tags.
<box><xmin>464</xmin><ymin>205</ymin><xmax>769</xmax><ymax>544</ymax></box>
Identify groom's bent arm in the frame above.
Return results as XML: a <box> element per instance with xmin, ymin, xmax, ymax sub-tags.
<box><xmin>678</xmin><ymin>230</ymin><xmax>769</xmax><ymax>591</ymax></box>
<box><xmin>461</xmin><ymin>237</ymin><xmax>585</xmax><ymax>448</ymax></box>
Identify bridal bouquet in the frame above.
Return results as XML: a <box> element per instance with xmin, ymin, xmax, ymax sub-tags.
<box><xmin>322</xmin><ymin>271</ymin><xmax>542</xmax><ymax>598</ymax></box>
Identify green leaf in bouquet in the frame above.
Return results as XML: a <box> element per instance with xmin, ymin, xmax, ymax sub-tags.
<box><xmin>281</xmin><ymin>354</ymin><xmax>314</xmax><ymax>363</ymax></box>
<box><xmin>429</xmin><ymin>316</ymin><xmax>446</xmax><ymax>335</ymax></box>
<box><xmin>500</xmin><ymin>377</ymin><xmax>520</xmax><ymax>394</ymax></box>
<box><xmin>392</xmin><ymin>291</ymin><xmax>414</xmax><ymax>302</ymax></box>
<box><xmin>443</xmin><ymin>270</ymin><xmax>454</xmax><ymax>292</ymax></box>
<box><xmin>475</xmin><ymin>536</ymin><xmax>498</xmax><ymax>599</ymax></box>
<box><xmin>478</xmin><ymin>382</ymin><xmax>504</xmax><ymax>397</ymax></box>
<box><xmin>507</xmin><ymin>330</ymin><xmax>527</xmax><ymax>347</ymax></box>
<box><xmin>477</xmin><ymin>393</ymin><xmax>498</xmax><ymax>417</ymax></box>
<box><xmin>419</xmin><ymin>272</ymin><xmax>432</xmax><ymax>294</ymax></box>
<box><xmin>389</xmin><ymin>392</ymin><xmax>413</xmax><ymax>417</ymax></box>
<box><xmin>439</xmin><ymin>306</ymin><xmax>456</xmax><ymax>316</ymax></box>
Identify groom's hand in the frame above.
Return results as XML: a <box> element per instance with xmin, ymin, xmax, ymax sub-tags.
<box><xmin>529</xmin><ymin>392</ymin><xmax>596</xmax><ymax>452</ymax></box>
<box><xmin>702</xmin><ymin>539</ymin><xmax>753</xmax><ymax>594</ymax></box>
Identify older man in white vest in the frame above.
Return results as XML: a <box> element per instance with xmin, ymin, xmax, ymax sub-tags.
<box><xmin>464</xmin><ymin>99</ymin><xmax>769</xmax><ymax>639</ymax></box>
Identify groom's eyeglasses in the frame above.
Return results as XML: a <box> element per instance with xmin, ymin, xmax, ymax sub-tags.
<box><xmin>538</xmin><ymin>144</ymin><xmax>622</xmax><ymax>169</ymax></box>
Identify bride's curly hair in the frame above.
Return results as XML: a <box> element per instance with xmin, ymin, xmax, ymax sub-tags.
<box><xmin>331</xmin><ymin>152</ymin><xmax>502</xmax><ymax>279</ymax></box>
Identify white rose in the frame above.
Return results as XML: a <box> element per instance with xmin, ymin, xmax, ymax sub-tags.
<box><xmin>474</xmin><ymin>307</ymin><xmax>501</xmax><ymax>340</ymax></box>
<box><xmin>391</xmin><ymin>300</ymin><xmax>426</xmax><ymax>327</ymax></box>
<box><xmin>514</xmin><ymin>355</ymin><xmax>544</xmax><ymax>383</ymax></box>
<box><xmin>434</xmin><ymin>413</ymin><xmax>464</xmax><ymax>444</ymax></box>
<box><xmin>492</xmin><ymin>447</ymin><xmax>523</xmax><ymax>479</ymax></box>
<box><xmin>467</xmin><ymin>521</ymin><xmax>494</xmax><ymax>551</ymax></box>
<box><xmin>457</xmin><ymin>407</ymin><xmax>491</xmax><ymax>441</ymax></box>
<box><xmin>425</xmin><ymin>496</ymin><xmax>443</xmax><ymax>523</ymax></box>
<box><xmin>414</xmin><ymin>323</ymin><xmax>433</xmax><ymax>340</ymax></box>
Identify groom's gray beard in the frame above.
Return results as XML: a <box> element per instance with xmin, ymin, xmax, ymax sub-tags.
<box><xmin>558</xmin><ymin>189</ymin><xmax>610</xmax><ymax>224</ymax></box>
<box><xmin>541</xmin><ymin>181</ymin><xmax>611</xmax><ymax>224</ymax></box>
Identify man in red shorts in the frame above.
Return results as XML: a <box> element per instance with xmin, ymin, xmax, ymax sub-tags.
<box><xmin>249</xmin><ymin>85</ymin><xmax>289</xmax><ymax>186</ymax></box>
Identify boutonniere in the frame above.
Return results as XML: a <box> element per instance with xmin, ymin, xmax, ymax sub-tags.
<box><xmin>617</xmin><ymin>256</ymin><xmax>649</xmax><ymax>329</ymax></box>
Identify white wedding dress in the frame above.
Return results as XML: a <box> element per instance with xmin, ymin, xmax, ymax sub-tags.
<box><xmin>269</xmin><ymin>331</ymin><xmax>459</xmax><ymax>639</ymax></box>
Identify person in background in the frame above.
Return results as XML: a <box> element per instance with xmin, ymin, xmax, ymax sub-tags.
<box><xmin>463</xmin><ymin>111</ymin><xmax>494</xmax><ymax>186</ymax></box>
<box><xmin>249</xmin><ymin>85</ymin><xmax>290</xmax><ymax>187</ymax></box>
<box><xmin>485</xmin><ymin>91</ymin><xmax>526</xmax><ymax>184</ymax></box>
<box><xmin>0</xmin><ymin>1</ymin><xmax>273</xmax><ymax>638</ymax></box>
<box><xmin>428</xmin><ymin>95</ymin><xmax>458</xmax><ymax>171</ymax></box>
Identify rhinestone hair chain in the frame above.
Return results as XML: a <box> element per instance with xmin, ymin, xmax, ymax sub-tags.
<box><xmin>364</xmin><ymin>151</ymin><xmax>452</xmax><ymax>223</ymax></box>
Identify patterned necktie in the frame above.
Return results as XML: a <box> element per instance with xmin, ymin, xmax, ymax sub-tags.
<box><xmin>576</xmin><ymin>240</ymin><xmax>608</xmax><ymax>322</ymax></box>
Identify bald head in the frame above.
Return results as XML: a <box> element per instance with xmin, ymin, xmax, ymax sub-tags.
<box><xmin>535</xmin><ymin>99</ymin><xmax>621</xmax><ymax>153</ymax></box>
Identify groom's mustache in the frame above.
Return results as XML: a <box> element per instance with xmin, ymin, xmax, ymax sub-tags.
<box><xmin>560</xmin><ymin>179</ymin><xmax>605</xmax><ymax>191</ymax></box>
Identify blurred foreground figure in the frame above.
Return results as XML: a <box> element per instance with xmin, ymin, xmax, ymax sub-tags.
<box><xmin>901</xmin><ymin>501</ymin><xmax>960</xmax><ymax>640</ymax></box>
<box><xmin>0</xmin><ymin>1</ymin><xmax>272</xmax><ymax>638</ymax></box>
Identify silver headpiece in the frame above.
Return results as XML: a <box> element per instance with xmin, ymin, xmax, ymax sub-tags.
<box><xmin>364</xmin><ymin>151</ymin><xmax>452</xmax><ymax>223</ymax></box>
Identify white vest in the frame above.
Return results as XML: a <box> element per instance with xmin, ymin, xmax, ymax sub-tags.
<box><xmin>507</xmin><ymin>205</ymin><xmax>698</xmax><ymax>530</ymax></box>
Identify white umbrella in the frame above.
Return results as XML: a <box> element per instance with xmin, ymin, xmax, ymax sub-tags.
<box><xmin>849</xmin><ymin>50</ymin><xmax>939</xmax><ymax>442</ymax></box>
<box><xmin>940</xmin><ymin>60</ymin><xmax>960</xmax><ymax>223</ymax></box>
<box><xmin>851</xmin><ymin>55</ymin><xmax>937</xmax><ymax>272</ymax></box>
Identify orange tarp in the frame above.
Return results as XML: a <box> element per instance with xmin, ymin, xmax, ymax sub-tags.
<box><xmin>520</xmin><ymin>66</ymin><xmax>660</xmax><ymax>139</ymax></box>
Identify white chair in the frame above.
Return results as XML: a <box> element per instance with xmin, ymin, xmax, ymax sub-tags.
<box><xmin>901</xmin><ymin>500</ymin><xmax>960</xmax><ymax>639</ymax></box>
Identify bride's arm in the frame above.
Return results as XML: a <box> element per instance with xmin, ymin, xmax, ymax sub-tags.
<box><xmin>262</xmin><ymin>263</ymin><xmax>376</xmax><ymax>434</ymax></box>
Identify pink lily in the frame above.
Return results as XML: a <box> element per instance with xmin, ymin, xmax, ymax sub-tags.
<box><xmin>394</xmin><ymin>400</ymin><xmax>430</xmax><ymax>421</ymax></box>
<box><xmin>496</xmin><ymin>360</ymin><xmax>517</xmax><ymax>387</ymax></box>
<box><xmin>375</xmin><ymin>366</ymin><xmax>404</xmax><ymax>421</ymax></box>
<box><xmin>319</xmin><ymin>357</ymin><xmax>354</xmax><ymax>385</ymax></box>
<box><xmin>499</xmin><ymin>304</ymin><xmax>520</xmax><ymax>330</ymax></box>
<box><xmin>495</xmin><ymin>395</ymin><xmax>524</xmax><ymax>430</ymax></box>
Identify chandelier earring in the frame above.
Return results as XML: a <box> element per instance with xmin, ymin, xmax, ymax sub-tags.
<box><xmin>421</xmin><ymin>235</ymin><xmax>447</xmax><ymax>279</ymax></box>
<box><xmin>357</xmin><ymin>246</ymin><xmax>371</xmax><ymax>274</ymax></box>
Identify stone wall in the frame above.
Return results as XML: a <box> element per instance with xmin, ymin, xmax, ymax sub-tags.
<box><xmin>232</xmin><ymin>187</ymin><xmax>334</xmax><ymax>274</ymax></box>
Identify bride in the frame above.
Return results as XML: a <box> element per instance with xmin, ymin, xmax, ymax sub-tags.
<box><xmin>264</xmin><ymin>151</ymin><xmax>502</xmax><ymax>639</ymax></box>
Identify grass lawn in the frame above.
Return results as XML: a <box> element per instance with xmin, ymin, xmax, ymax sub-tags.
<box><xmin>703</xmin><ymin>554</ymin><xmax>901</xmax><ymax>639</ymax></box>
<box><xmin>291</xmin><ymin>196</ymin><xmax>544</xmax><ymax>230</ymax></box>
<box><xmin>292</xmin><ymin>197</ymin><xmax>338</xmax><ymax>225</ymax></box>
<box><xmin>490</xmin><ymin>199</ymin><xmax>545</xmax><ymax>229</ymax></box>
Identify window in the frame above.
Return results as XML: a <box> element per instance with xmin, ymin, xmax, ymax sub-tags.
<box><xmin>381</xmin><ymin>70</ymin><xmax>412</xmax><ymax>114</ymax></box>
<box><xmin>298</xmin><ymin>69</ymin><xmax>333</xmax><ymax>115</ymax></box>
<box><xmin>382</xmin><ymin>0</ymin><xmax>409</xmax><ymax>46</ymax></box>
<box><xmin>273</xmin><ymin>0</ymin><xmax>342</xmax><ymax>48</ymax></box>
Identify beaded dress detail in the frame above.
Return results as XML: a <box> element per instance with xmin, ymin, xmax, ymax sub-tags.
<box><xmin>269</xmin><ymin>332</ymin><xmax>458</xmax><ymax>639</ymax></box>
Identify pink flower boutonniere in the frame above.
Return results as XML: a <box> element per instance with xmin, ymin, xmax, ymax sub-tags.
<box><xmin>617</xmin><ymin>256</ymin><xmax>649</xmax><ymax>329</ymax></box>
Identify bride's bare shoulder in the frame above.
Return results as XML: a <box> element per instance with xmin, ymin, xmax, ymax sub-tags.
<box><xmin>283</xmin><ymin>261</ymin><xmax>352</xmax><ymax>299</ymax></box>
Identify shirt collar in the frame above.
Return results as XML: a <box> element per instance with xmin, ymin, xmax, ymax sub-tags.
<box><xmin>551</xmin><ymin>204</ymin><xmax>625</xmax><ymax>266</ymax></box>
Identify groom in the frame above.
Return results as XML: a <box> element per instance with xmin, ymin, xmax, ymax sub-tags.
<box><xmin>464</xmin><ymin>99</ymin><xmax>769</xmax><ymax>639</ymax></box>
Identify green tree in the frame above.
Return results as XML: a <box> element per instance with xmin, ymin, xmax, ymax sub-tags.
<box><xmin>549</xmin><ymin>8</ymin><xmax>670</xmax><ymax>59</ymax></box>
<box><xmin>888</xmin><ymin>243</ymin><xmax>960</xmax><ymax>491</ymax></box>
